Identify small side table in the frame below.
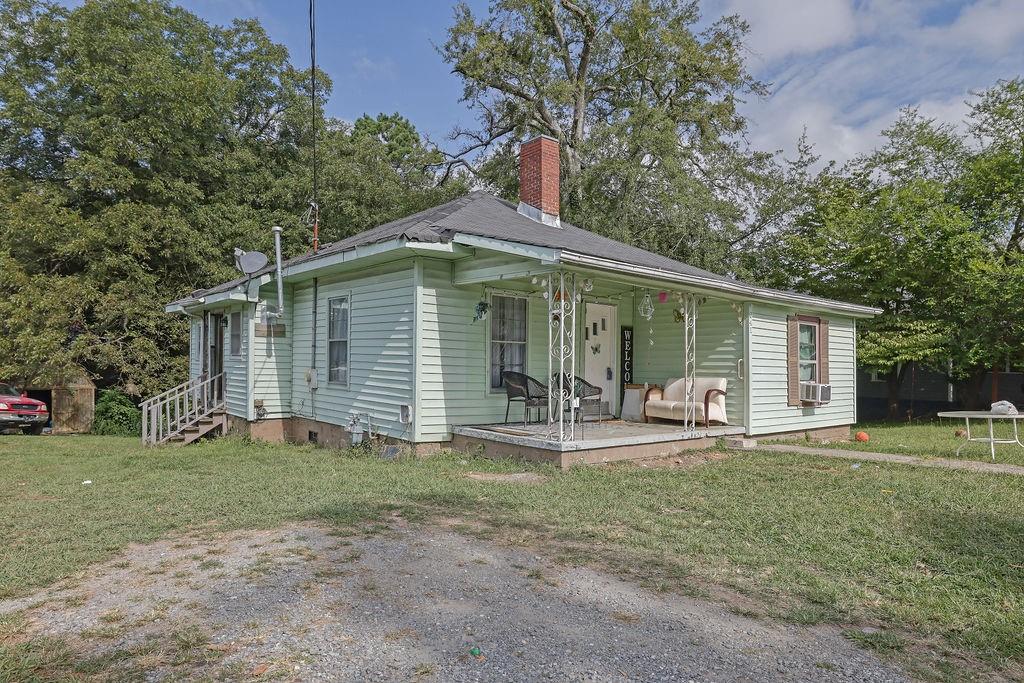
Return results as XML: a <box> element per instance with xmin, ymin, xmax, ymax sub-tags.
<box><xmin>937</xmin><ymin>411</ymin><xmax>1024</xmax><ymax>460</ymax></box>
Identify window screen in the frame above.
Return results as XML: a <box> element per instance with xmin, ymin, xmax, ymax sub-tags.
<box><xmin>490</xmin><ymin>295</ymin><xmax>527</xmax><ymax>388</ymax></box>
<box><xmin>229</xmin><ymin>311</ymin><xmax>242</xmax><ymax>356</ymax></box>
<box><xmin>328</xmin><ymin>297</ymin><xmax>349</xmax><ymax>384</ymax></box>
<box><xmin>798</xmin><ymin>322</ymin><xmax>817</xmax><ymax>382</ymax></box>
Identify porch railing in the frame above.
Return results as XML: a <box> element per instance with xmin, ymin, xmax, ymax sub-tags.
<box><xmin>141</xmin><ymin>373</ymin><xmax>224</xmax><ymax>446</ymax></box>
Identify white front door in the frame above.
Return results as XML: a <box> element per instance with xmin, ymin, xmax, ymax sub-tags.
<box><xmin>583</xmin><ymin>303</ymin><xmax>617</xmax><ymax>415</ymax></box>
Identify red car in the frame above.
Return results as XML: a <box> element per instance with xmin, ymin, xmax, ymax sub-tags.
<box><xmin>0</xmin><ymin>383</ymin><xmax>49</xmax><ymax>435</ymax></box>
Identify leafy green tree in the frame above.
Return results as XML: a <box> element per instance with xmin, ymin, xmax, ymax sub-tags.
<box><xmin>440</xmin><ymin>0</ymin><xmax>807</xmax><ymax>273</ymax></box>
<box><xmin>764</xmin><ymin>100</ymin><xmax>1024</xmax><ymax>413</ymax></box>
<box><xmin>0</xmin><ymin>0</ymin><xmax>463</xmax><ymax>394</ymax></box>
<box><xmin>961</xmin><ymin>78</ymin><xmax>1024</xmax><ymax>252</ymax></box>
<box><xmin>936</xmin><ymin>79</ymin><xmax>1024</xmax><ymax>406</ymax></box>
<box><xmin>767</xmin><ymin>168</ymin><xmax>978</xmax><ymax>417</ymax></box>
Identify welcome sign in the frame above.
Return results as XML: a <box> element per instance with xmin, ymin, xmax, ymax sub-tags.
<box><xmin>620</xmin><ymin>326</ymin><xmax>633</xmax><ymax>389</ymax></box>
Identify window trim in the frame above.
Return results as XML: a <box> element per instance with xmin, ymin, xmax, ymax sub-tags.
<box><xmin>229</xmin><ymin>311</ymin><xmax>242</xmax><ymax>357</ymax></box>
<box><xmin>797</xmin><ymin>315</ymin><xmax>820</xmax><ymax>385</ymax></box>
<box><xmin>327</xmin><ymin>294</ymin><xmax>350</xmax><ymax>386</ymax></box>
<box><xmin>486</xmin><ymin>291</ymin><xmax>529</xmax><ymax>394</ymax></box>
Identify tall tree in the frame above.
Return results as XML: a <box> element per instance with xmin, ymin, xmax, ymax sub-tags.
<box><xmin>440</xmin><ymin>0</ymin><xmax>806</xmax><ymax>274</ymax></box>
<box><xmin>0</xmin><ymin>0</ymin><xmax>464</xmax><ymax>394</ymax></box>
<box><xmin>762</xmin><ymin>100</ymin><xmax>1024</xmax><ymax>413</ymax></box>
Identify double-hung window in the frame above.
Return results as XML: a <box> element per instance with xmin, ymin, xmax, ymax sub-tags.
<box><xmin>798</xmin><ymin>321</ymin><xmax>818</xmax><ymax>383</ymax></box>
<box><xmin>229</xmin><ymin>311</ymin><xmax>242</xmax><ymax>356</ymax></box>
<box><xmin>489</xmin><ymin>295</ymin><xmax>527</xmax><ymax>389</ymax></box>
<box><xmin>328</xmin><ymin>296</ymin><xmax>349</xmax><ymax>384</ymax></box>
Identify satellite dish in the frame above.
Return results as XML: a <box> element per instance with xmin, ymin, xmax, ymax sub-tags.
<box><xmin>233</xmin><ymin>248</ymin><xmax>269</xmax><ymax>275</ymax></box>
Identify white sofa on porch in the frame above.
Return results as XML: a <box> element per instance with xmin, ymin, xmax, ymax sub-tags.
<box><xmin>644</xmin><ymin>377</ymin><xmax>728</xmax><ymax>428</ymax></box>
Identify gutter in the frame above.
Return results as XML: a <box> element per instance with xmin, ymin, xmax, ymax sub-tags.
<box><xmin>558</xmin><ymin>251</ymin><xmax>881</xmax><ymax>318</ymax></box>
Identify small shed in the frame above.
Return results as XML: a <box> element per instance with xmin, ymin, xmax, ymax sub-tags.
<box><xmin>27</xmin><ymin>373</ymin><xmax>96</xmax><ymax>434</ymax></box>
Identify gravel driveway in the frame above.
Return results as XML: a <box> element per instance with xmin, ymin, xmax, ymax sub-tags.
<box><xmin>1</xmin><ymin>521</ymin><xmax>909</xmax><ymax>682</ymax></box>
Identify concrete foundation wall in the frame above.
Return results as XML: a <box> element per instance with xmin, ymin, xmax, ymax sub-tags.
<box><xmin>450</xmin><ymin>433</ymin><xmax>718</xmax><ymax>467</ymax></box>
<box><xmin>226</xmin><ymin>416</ymin><xmax>851</xmax><ymax>466</ymax></box>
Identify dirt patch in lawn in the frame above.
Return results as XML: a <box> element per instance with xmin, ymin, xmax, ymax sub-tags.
<box><xmin>464</xmin><ymin>471</ymin><xmax>549</xmax><ymax>484</ymax></box>
<box><xmin>630</xmin><ymin>450</ymin><xmax>732</xmax><ymax>470</ymax></box>
<box><xmin>0</xmin><ymin>520</ymin><xmax>910</xmax><ymax>682</ymax></box>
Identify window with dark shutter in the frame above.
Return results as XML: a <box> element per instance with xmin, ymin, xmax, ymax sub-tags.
<box><xmin>787</xmin><ymin>316</ymin><xmax>800</xmax><ymax>406</ymax></box>
<box><xmin>788</xmin><ymin>315</ymin><xmax>830</xmax><ymax>406</ymax></box>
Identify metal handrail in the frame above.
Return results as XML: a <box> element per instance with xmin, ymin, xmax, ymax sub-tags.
<box><xmin>141</xmin><ymin>373</ymin><xmax>224</xmax><ymax>446</ymax></box>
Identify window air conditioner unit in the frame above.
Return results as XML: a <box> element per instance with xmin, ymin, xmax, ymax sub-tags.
<box><xmin>800</xmin><ymin>382</ymin><xmax>832</xmax><ymax>405</ymax></box>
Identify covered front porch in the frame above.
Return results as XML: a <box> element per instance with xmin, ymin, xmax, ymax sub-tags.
<box><xmin>451</xmin><ymin>420</ymin><xmax>745</xmax><ymax>467</ymax></box>
<box><xmin>439</xmin><ymin>254</ymin><xmax>748</xmax><ymax>464</ymax></box>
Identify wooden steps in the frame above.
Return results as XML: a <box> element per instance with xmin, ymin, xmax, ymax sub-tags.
<box><xmin>166</xmin><ymin>410</ymin><xmax>227</xmax><ymax>446</ymax></box>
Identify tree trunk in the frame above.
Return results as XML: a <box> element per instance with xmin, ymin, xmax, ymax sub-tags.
<box><xmin>885</xmin><ymin>366</ymin><xmax>904</xmax><ymax>421</ymax></box>
<box><xmin>955</xmin><ymin>368</ymin><xmax>988</xmax><ymax>410</ymax></box>
<box><xmin>563</xmin><ymin>143</ymin><xmax>584</xmax><ymax>210</ymax></box>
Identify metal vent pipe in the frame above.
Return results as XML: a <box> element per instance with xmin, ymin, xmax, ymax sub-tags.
<box><xmin>272</xmin><ymin>226</ymin><xmax>285</xmax><ymax>318</ymax></box>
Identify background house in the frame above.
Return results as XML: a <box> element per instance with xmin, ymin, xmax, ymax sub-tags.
<box><xmin>857</xmin><ymin>363</ymin><xmax>1024</xmax><ymax>420</ymax></box>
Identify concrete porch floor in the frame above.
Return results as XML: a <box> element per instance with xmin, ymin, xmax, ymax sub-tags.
<box><xmin>450</xmin><ymin>420</ymin><xmax>745</xmax><ymax>467</ymax></box>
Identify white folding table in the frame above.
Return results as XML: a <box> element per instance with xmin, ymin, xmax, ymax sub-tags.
<box><xmin>937</xmin><ymin>411</ymin><xmax>1024</xmax><ymax>460</ymax></box>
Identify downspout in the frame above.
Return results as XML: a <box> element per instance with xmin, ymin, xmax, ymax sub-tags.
<box><xmin>311</xmin><ymin>277</ymin><xmax>318</xmax><ymax>420</ymax></box>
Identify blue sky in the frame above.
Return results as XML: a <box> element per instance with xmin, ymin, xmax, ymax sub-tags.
<box><xmin>94</xmin><ymin>1</ymin><xmax>1024</xmax><ymax>164</ymax></box>
<box><xmin>171</xmin><ymin>0</ymin><xmax>490</xmax><ymax>152</ymax></box>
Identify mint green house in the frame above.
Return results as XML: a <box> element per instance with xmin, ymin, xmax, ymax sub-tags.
<box><xmin>153</xmin><ymin>137</ymin><xmax>877</xmax><ymax>465</ymax></box>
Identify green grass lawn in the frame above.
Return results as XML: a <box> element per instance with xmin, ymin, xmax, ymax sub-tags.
<box><xmin>820</xmin><ymin>420</ymin><xmax>1024</xmax><ymax>466</ymax></box>
<box><xmin>2</xmin><ymin>435</ymin><xmax>1023</xmax><ymax>679</ymax></box>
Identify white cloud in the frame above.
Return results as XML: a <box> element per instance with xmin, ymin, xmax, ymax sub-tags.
<box><xmin>722</xmin><ymin>0</ymin><xmax>858</xmax><ymax>61</ymax></box>
<box><xmin>937</xmin><ymin>0</ymin><xmax>1024</xmax><ymax>52</ymax></box>
<box><xmin>716</xmin><ymin>0</ymin><xmax>1024</xmax><ymax>165</ymax></box>
<box><xmin>352</xmin><ymin>55</ymin><xmax>396</xmax><ymax>80</ymax></box>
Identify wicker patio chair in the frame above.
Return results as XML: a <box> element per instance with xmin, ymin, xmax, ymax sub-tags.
<box><xmin>501</xmin><ymin>371</ymin><xmax>548</xmax><ymax>426</ymax></box>
<box><xmin>551</xmin><ymin>373</ymin><xmax>604</xmax><ymax>423</ymax></box>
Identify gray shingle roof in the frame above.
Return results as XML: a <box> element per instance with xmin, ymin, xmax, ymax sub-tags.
<box><xmin>185</xmin><ymin>191</ymin><xmax>744</xmax><ymax>300</ymax></box>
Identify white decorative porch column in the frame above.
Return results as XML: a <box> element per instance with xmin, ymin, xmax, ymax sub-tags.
<box><xmin>680</xmin><ymin>292</ymin><xmax>699</xmax><ymax>433</ymax></box>
<box><xmin>546</xmin><ymin>271</ymin><xmax>578</xmax><ymax>443</ymax></box>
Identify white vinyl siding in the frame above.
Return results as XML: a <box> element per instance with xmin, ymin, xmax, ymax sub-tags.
<box><xmin>290</xmin><ymin>260</ymin><xmax>415</xmax><ymax>439</ymax></box>
<box><xmin>747</xmin><ymin>304</ymin><xmax>856</xmax><ymax>435</ymax></box>
<box><xmin>222</xmin><ymin>304</ymin><xmax>249</xmax><ymax>419</ymax></box>
<box><xmin>415</xmin><ymin>258</ymin><xmax>550</xmax><ymax>441</ymax></box>
<box><xmin>633</xmin><ymin>296</ymin><xmax>746</xmax><ymax>427</ymax></box>
<box><xmin>188</xmin><ymin>318</ymin><xmax>203</xmax><ymax>380</ymax></box>
<box><xmin>252</xmin><ymin>285</ymin><xmax>292</xmax><ymax>419</ymax></box>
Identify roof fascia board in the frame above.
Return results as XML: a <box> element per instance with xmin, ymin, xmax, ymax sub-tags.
<box><xmin>452</xmin><ymin>234</ymin><xmax>560</xmax><ymax>264</ymax></box>
<box><xmin>166</xmin><ymin>239</ymin><xmax>457</xmax><ymax>311</ymax></box>
<box><xmin>283</xmin><ymin>241</ymin><xmax>465</xmax><ymax>281</ymax></box>
<box><xmin>406</xmin><ymin>241</ymin><xmax>469</xmax><ymax>256</ymax></box>
<box><xmin>559</xmin><ymin>251</ymin><xmax>880</xmax><ymax>318</ymax></box>
<box><xmin>281</xmin><ymin>238</ymin><xmax>407</xmax><ymax>279</ymax></box>
<box><xmin>166</xmin><ymin>289</ymin><xmax>256</xmax><ymax>313</ymax></box>
<box><xmin>452</xmin><ymin>260</ymin><xmax>557</xmax><ymax>286</ymax></box>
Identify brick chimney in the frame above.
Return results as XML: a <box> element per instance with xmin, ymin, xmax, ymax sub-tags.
<box><xmin>518</xmin><ymin>135</ymin><xmax>561</xmax><ymax>227</ymax></box>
